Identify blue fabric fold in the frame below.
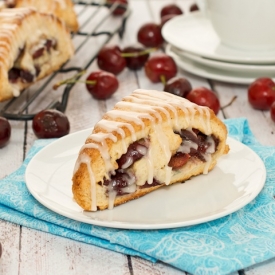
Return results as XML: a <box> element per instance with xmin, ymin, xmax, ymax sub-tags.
<box><xmin>0</xmin><ymin>117</ymin><xmax>275</xmax><ymax>275</ymax></box>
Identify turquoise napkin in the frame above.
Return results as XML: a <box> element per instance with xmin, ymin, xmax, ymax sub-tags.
<box><xmin>1</xmin><ymin>118</ymin><xmax>275</xmax><ymax>275</ymax></box>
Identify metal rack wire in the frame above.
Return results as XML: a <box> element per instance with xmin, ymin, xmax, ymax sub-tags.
<box><xmin>0</xmin><ymin>1</ymin><xmax>130</xmax><ymax>120</ymax></box>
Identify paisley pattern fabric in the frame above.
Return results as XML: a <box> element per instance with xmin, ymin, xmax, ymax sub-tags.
<box><xmin>0</xmin><ymin>118</ymin><xmax>275</xmax><ymax>275</ymax></box>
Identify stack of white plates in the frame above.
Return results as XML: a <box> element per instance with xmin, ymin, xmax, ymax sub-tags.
<box><xmin>162</xmin><ymin>12</ymin><xmax>275</xmax><ymax>84</ymax></box>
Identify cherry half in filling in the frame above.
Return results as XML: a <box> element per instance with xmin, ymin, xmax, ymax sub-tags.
<box><xmin>117</xmin><ymin>140</ymin><xmax>148</xmax><ymax>169</ymax></box>
<box><xmin>102</xmin><ymin>140</ymin><xmax>148</xmax><ymax>195</ymax></box>
<box><xmin>169</xmin><ymin>129</ymin><xmax>219</xmax><ymax>169</ymax></box>
<box><xmin>103</xmin><ymin>130</ymin><xmax>219</xmax><ymax>197</ymax></box>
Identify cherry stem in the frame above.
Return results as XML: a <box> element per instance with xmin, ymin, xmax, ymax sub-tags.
<box><xmin>53</xmin><ymin>70</ymin><xmax>95</xmax><ymax>90</ymax></box>
<box><xmin>160</xmin><ymin>75</ymin><xmax>166</xmax><ymax>86</ymax></box>
<box><xmin>221</xmin><ymin>95</ymin><xmax>237</xmax><ymax>110</ymax></box>
<box><xmin>120</xmin><ymin>47</ymin><xmax>157</xmax><ymax>58</ymax></box>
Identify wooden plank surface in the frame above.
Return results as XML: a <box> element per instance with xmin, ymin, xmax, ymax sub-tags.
<box><xmin>0</xmin><ymin>1</ymin><xmax>275</xmax><ymax>274</ymax></box>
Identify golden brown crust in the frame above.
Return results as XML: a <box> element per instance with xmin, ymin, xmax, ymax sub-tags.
<box><xmin>0</xmin><ymin>7</ymin><xmax>74</xmax><ymax>102</ymax></box>
<box><xmin>4</xmin><ymin>0</ymin><xmax>79</xmax><ymax>32</ymax></box>
<box><xmin>72</xmin><ymin>89</ymin><xmax>229</xmax><ymax>211</ymax></box>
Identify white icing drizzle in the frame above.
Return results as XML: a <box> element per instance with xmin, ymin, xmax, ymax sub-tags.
<box><xmin>153</xmin><ymin>123</ymin><xmax>171</xmax><ymax>162</ymax></box>
<box><xmin>106</xmin><ymin>110</ymin><xmax>145</xmax><ymax>138</ymax></box>
<box><xmin>116</xmin><ymin>101</ymin><xmax>162</xmax><ymax>123</ymax></box>
<box><xmin>96</xmin><ymin>119</ymin><xmax>136</xmax><ymax>147</ymax></box>
<box><xmin>81</xmin><ymin>137</ymin><xmax>113</xmax><ymax>176</ymax></box>
<box><xmin>202</xmin><ymin>136</ymin><xmax>216</xmax><ymax>174</ymax></box>
<box><xmin>79</xmin><ymin>153</ymin><xmax>97</xmax><ymax>211</ymax></box>
<box><xmin>203</xmin><ymin>154</ymin><xmax>212</xmax><ymax>175</ymax></box>
<box><xmin>121</xmin><ymin>157</ymin><xmax>133</xmax><ymax>169</ymax></box>
<box><xmin>108</xmin><ymin>191</ymin><xmax>117</xmax><ymax>210</ymax></box>
<box><xmin>165</xmin><ymin>166</ymin><xmax>173</xmax><ymax>185</ymax></box>
<box><xmin>121</xmin><ymin>174</ymin><xmax>136</xmax><ymax>193</ymax></box>
<box><xmin>178</xmin><ymin>140</ymin><xmax>198</xmax><ymax>154</ymax></box>
<box><xmin>136</xmin><ymin>144</ymin><xmax>147</xmax><ymax>155</ymax></box>
<box><xmin>123</xmin><ymin>95</ymin><xmax>174</xmax><ymax>125</ymax></box>
<box><xmin>145</xmin><ymin>144</ymin><xmax>154</xmax><ymax>185</ymax></box>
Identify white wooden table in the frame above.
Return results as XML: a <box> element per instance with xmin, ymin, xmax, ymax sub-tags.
<box><xmin>1</xmin><ymin>1</ymin><xmax>275</xmax><ymax>274</ymax></box>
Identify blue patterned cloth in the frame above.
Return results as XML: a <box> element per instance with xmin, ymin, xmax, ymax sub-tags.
<box><xmin>1</xmin><ymin>118</ymin><xmax>275</xmax><ymax>275</ymax></box>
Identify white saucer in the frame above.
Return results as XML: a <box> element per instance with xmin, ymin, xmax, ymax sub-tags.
<box><xmin>170</xmin><ymin>45</ymin><xmax>275</xmax><ymax>76</ymax></box>
<box><xmin>162</xmin><ymin>12</ymin><xmax>275</xmax><ymax>65</ymax></box>
<box><xmin>166</xmin><ymin>44</ymin><xmax>270</xmax><ymax>84</ymax></box>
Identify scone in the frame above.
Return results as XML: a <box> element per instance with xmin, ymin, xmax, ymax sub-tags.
<box><xmin>2</xmin><ymin>0</ymin><xmax>79</xmax><ymax>32</ymax></box>
<box><xmin>0</xmin><ymin>7</ymin><xmax>74</xmax><ymax>102</ymax></box>
<box><xmin>72</xmin><ymin>89</ymin><xmax>230</xmax><ymax>211</ymax></box>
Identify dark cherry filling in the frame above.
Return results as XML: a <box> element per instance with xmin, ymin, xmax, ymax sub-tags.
<box><xmin>169</xmin><ymin>129</ymin><xmax>219</xmax><ymax>169</ymax></box>
<box><xmin>102</xmin><ymin>139</ymin><xmax>149</xmax><ymax>196</ymax></box>
<box><xmin>32</xmin><ymin>39</ymin><xmax>57</xmax><ymax>59</ymax></box>
<box><xmin>103</xmin><ymin>170</ymin><xmax>134</xmax><ymax>196</ymax></box>
<box><xmin>103</xmin><ymin>130</ymin><xmax>219</xmax><ymax>197</ymax></box>
<box><xmin>20</xmin><ymin>70</ymin><xmax>34</xmax><ymax>83</ymax></box>
<box><xmin>168</xmin><ymin>152</ymin><xmax>190</xmax><ymax>169</ymax></box>
<box><xmin>8</xmin><ymin>68</ymin><xmax>20</xmax><ymax>83</ymax></box>
<box><xmin>117</xmin><ymin>140</ymin><xmax>148</xmax><ymax>169</ymax></box>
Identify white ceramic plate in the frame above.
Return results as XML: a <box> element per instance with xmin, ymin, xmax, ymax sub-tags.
<box><xmin>165</xmin><ymin>44</ymin><xmax>269</xmax><ymax>84</ymax></box>
<box><xmin>162</xmin><ymin>12</ymin><xmax>275</xmax><ymax>64</ymax></box>
<box><xmin>25</xmin><ymin>129</ymin><xmax>266</xmax><ymax>230</ymax></box>
<box><xmin>170</xmin><ymin>45</ymin><xmax>275</xmax><ymax>75</ymax></box>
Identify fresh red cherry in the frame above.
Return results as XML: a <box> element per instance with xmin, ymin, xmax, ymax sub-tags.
<box><xmin>164</xmin><ymin>76</ymin><xmax>192</xmax><ymax>97</ymax></box>
<box><xmin>32</xmin><ymin>109</ymin><xmax>70</xmax><ymax>139</ymax></box>
<box><xmin>86</xmin><ymin>70</ymin><xmax>119</xmax><ymax>99</ymax></box>
<box><xmin>270</xmin><ymin>101</ymin><xmax>275</xmax><ymax>122</ymax></box>
<box><xmin>160</xmin><ymin>4</ymin><xmax>183</xmax><ymax>18</ymax></box>
<box><xmin>97</xmin><ymin>45</ymin><xmax>126</xmax><ymax>75</ymax></box>
<box><xmin>248</xmin><ymin>77</ymin><xmax>275</xmax><ymax>110</ymax></box>
<box><xmin>137</xmin><ymin>23</ymin><xmax>164</xmax><ymax>48</ymax></box>
<box><xmin>144</xmin><ymin>54</ymin><xmax>177</xmax><ymax>83</ymax></box>
<box><xmin>121</xmin><ymin>44</ymin><xmax>150</xmax><ymax>70</ymax></box>
<box><xmin>107</xmin><ymin>0</ymin><xmax>128</xmax><ymax>16</ymax></box>
<box><xmin>186</xmin><ymin>87</ymin><xmax>220</xmax><ymax>114</ymax></box>
<box><xmin>190</xmin><ymin>3</ymin><xmax>199</xmax><ymax>12</ymax></box>
<box><xmin>0</xmin><ymin>116</ymin><xmax>11</xmax><ymax>148</ymax></box>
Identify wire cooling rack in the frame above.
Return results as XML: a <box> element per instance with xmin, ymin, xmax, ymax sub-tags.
<box><xmin>0</xmin><ymin>0</ymin><xmax>130</xmax><ymax>120</ymax></box>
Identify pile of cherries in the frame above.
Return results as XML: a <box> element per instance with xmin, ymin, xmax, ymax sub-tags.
<box><xmin>1</xmin><ymin>2</ymin><xmax>274</xmax><ymax>149</ymax></box>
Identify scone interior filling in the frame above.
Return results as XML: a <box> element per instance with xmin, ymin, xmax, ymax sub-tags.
<box><xmin>101</xmin><ymin>128</ymin><xmax>219</xmax><ymax>200</ymax></box>
<box><xmin>169</xmin><ymin>129</ymin><xmax>218</xmax><ymax>170</ymax></box>
<box><xmin>101</xmin><ymin>139</ymin><xmax>149</xmax><ymax>195</ymax></box>
<box><xmin>8</xmin><ymin>35</ymin><xmax>59</xmax><ymax>94</ymax></box>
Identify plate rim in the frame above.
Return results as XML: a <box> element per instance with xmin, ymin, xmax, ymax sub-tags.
<box><xmin>25</xmin><ymin>130</ymin><xmax>266</xmax><ymax>230</ymax></box>
<box><xmin>165</xmin><ymin>44</ymin><xmax>262</xmax><ymax>84</ymax></box>
<box><xmin>171</xmin><ymin>46</ymin><xmax>275</xmax><ymax>73</ymax></box>
<box><xmin>162</xmin><ymin>12</ymin><xmax>275</xmax><ymax>64</ymax></box>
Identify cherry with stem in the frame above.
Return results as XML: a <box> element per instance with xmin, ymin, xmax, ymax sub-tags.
<box><xmin>144</xmin><ymin>54</ymin><xmax>178</xmax><ymax>84</ymax></box>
